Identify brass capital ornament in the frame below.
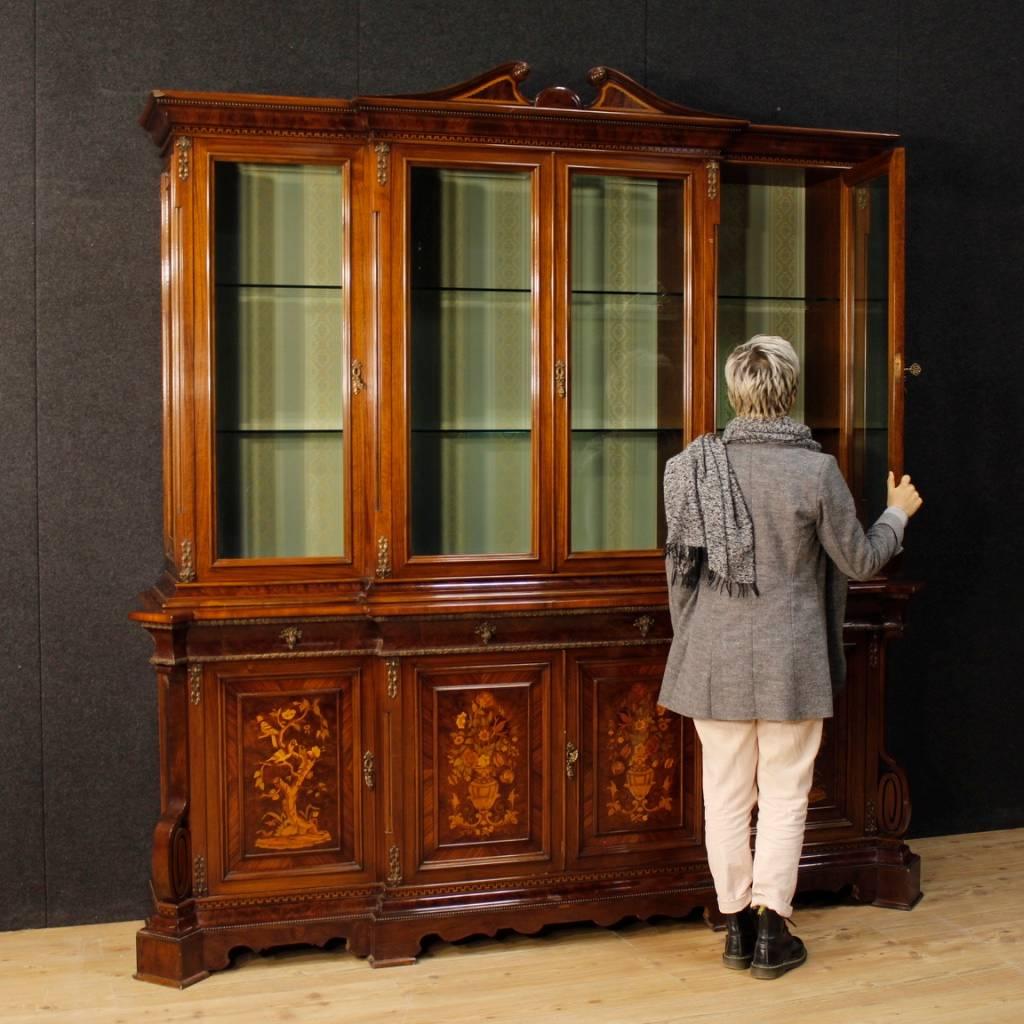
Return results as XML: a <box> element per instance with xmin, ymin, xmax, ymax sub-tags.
<box><xmin>188</xmin><ymin>663</ymin><xmax>202</xmax><ymax>706</ymax></box>
<box><xmin>179</xmin><ymin>539</ymin><xmax>196</xmax><ymax>582</ymax></box>
<box><xmin>375</xmin><ymin>142</ymin><xmax>390</xmax><ymax>185</ymax></box>
<box><xmin>376</xmin><ymin>536</ymin><xmax>391</xmax><ymax>578</ymax></box>
<box><xmin>193</xmin><ymin>854</ymin><xmax>208</xmax><ymax>897</ymax></box>
<box><xmin>176</xmin><ymin>137</ymin><xmax>191</xmax><ymax>181</ymax></box>
<box><xmin>705</xmin><ymin>160</ymin><xmax>719</xmax><ymax>200</ymax></box>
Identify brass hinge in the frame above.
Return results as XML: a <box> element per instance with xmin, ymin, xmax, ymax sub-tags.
<box><xmin>376</xmin><ymin>536</ymin><xmax>392</xmax><ymax>578</ymax></box>
<box><xmin>555</xmin><ymin>360</ymin><xmax>567</xmax><ymax>399</ymax></box>
<box><xmin>387</xmin><ymin>844</ymin><xmax>402</xmax><ymax>884</ymax></box>
<box><xmin>566</xmin><ymin>740</ymin><xmax>579</xmax><ymax>780</ymax></box>
<box><xmin>705</xmin><ymin>160</ymin><xmax>719</xmax><ymax>200</ymax></box>
<box><xmin>386</xmin><ymin>658</ymin><xmax>399</xmax><ymax>699</ymax></box>
<box><xmin>363</xmin><ymin>750</ymin><xmax>375</xmax><ymax>790</ymax></box>
<box><xmin>375</xmin><ymin>142</ymin><xmax>390</xmax><ymax>186</ymax></box>
<box><xmin>176</xmin><ymin>137</ymin><xmax>191</xmax><ymax>181</ymax></box>
<box><xmin>179</xmin><ymin>539</ymin><xmax>196</xmax><ymax>582</ymax></box>
<box><xmin>193</xmin><ymin>854</ymin><xmax>207</xmax><ymax>897</ymax></box>
<box><xmin>188</xmin><ymin>663</ymin><xmax>202</xmax><ymax>706</ymax></box>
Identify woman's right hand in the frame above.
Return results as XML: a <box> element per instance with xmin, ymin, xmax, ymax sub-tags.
<box><xmin>887</xmin><ymin>471</ymin><xmax>923</xmax><ymax>517</ymax></box>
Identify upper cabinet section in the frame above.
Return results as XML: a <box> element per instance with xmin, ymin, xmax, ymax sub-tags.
<box><xmin>142</xmin><ymin>64</ymin><xmax>905</xmax><ymax>594</ymax></box>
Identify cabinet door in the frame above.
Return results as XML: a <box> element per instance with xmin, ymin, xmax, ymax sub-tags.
<box><xmin>388</xmin><ymin>146</ymin><xmax>553</xmax><ymax>577</ymax></box>
<box><xmin>394</xmin><ymin>656</ymin><xmax>559</xmax><ymax>883</ymax></box>
<box><xmin>199</xmin><ymin>657</ymin><xmax>374</xmax><ymax>893</ymax></box>
<box><xmin>556</xmin><ymin>155</ymin><xmax>709</xmax><ymax>569</ymax></box>
<box><xmin>191</xmin><ymin>139</ymin><xmax>370</xmax><ymax>580</ymax></box>
<box><xmin>566</xmin><ymin>652</ymin><xmax>700</xmax><ymax>869</ymax></box>
<box><xmin>843</xmin><ymin>148</ymin><xmax>906</xmax><ymax>521</ymax></box>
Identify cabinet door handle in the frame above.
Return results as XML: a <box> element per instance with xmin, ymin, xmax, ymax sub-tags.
<box><xmin>905</xmin><ymin>361</ymin><xmax>922</xmax><ymax>378</ymax></box>
<box><xmin>351</xmin><ymin>359</ymin><xmax>366</xmax><ymax>395</ymax></box>
<box><xmin>566</xmin><ymin>740</ymin><xmax>579</xmax><ymax>780</ymax></box>
<box><xmin>363</xmin><ymin>750</ymin><xmax>376</xmax><ymax>790</ymax></box>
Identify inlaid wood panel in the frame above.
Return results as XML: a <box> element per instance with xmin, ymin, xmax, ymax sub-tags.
<box><xmin>204</xmin><ymin>658</ymin><xmax>371</xmax><ymax>889</ymax></box>
<box><xmin>568</xmin><ymin>652</ymin><xmax>699</xmax><ymax>868</ymax></box>
<box><xmin>403</xmin><ymin>657</ymin><xmax>557</xmax><ymax>878</ymax></box>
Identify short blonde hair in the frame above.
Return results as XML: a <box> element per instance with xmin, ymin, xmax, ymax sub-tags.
<box><xmin>725</xmin><ymin>335</ymin><xmax>799</xmax><ymax>419</ymax></box>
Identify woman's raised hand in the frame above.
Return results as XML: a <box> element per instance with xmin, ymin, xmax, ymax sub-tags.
<box><xmin>887</xmin><ymin>472</ymin><xmax>923</xmax><ymax>517</ymax></box>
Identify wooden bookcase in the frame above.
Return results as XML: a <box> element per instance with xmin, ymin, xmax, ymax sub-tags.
<box><xmin>133</xmin><ymin>63</ymin><xmax>920</xmax><ymax>987</ymax></box>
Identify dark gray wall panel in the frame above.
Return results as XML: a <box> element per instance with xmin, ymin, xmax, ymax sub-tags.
<box><xmin>646</xmin><ymin>0</ymin><xmax>900</xmax><ymax>130</ymax></box>
<box><xmin>0</xmin><ymin>0</ymin><xmax>45</xmax><ymax>932</ymax></box>
<box><xmin>887</xmin><ymin>0</ymin><xmax>1024</xmax><ymax>836</ymax></box>
<box><xmin>34</xmin><ymin>1</ymin><xmax>358</xmax><ymax>926</ymax></box>
<box><xmin>359</xmin><ymin>0</ymin><xmax>646</xmax><ymax>98</ymax></box>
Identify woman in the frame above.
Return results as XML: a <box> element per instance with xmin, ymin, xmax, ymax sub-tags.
<box><xmin>658</xmin><ymin>335</ymin><xmax>922</xmax><ymax>980</ymax></box>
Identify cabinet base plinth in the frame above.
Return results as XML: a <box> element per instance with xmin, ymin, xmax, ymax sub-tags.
<box><xmin>135</xmin><ymin>929</ymin><xmax>209</xmax><ymax>989</ymax></box>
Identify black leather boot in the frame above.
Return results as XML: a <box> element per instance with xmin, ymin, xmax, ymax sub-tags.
<box><xmin>749</xmin><ymin>906</ymin><xmax>807</xmax><ymax>979</ymax></box>
<box><xmin>721</xmin><ymin>906</ymin><xmax>758</xmax><ymax>970</ymax></box>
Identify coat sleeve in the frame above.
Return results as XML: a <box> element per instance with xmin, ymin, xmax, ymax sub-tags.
<box><xmin>816</xmin><ymin>455</ymin><xmax>902</xmax><ymax>582</ymax></box>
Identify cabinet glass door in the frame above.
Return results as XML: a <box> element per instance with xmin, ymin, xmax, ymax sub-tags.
<box><xmin>408</xmin><ymin>166</ymin><xmax>534</xmax><ymax>557</ymax></box>
<box><xmin>213</xmin><ymin>161</ymin><xmax>346</xmax><ymax>560</ymax></box>
<box><xmin>569</xmin><ymin>172</ymin><xmax>687</xmax><ymax>554</ymax></box>
<box><xmin>845</xmin><ymin>149</ymin><xmax>905</xmax><ymax>522</ymax></box>
<box><xmin>716</xmin><ymin>166</ymin><xmax>842</xmax><ymax>458</ymax></box>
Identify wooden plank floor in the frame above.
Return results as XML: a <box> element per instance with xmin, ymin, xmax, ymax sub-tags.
<box><xmin>2</xmin><ymin>830</ymin><xmax>1022</xmax><ymax>1024</ymax></box>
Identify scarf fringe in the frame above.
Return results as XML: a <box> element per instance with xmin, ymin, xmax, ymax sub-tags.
<box><xmin>666</xmin><ymin>542</ymin><xmax>759</xmax><ymax>598</ymax></box>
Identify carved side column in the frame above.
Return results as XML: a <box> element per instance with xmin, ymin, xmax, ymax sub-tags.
<box><xmin>863</xmin><ymin>589</ymin><xmax>922</xmax><ymax>910</ymax></box>
<box><xmin>135</xmin><ymin>618</ymin><xmax>208</xmax><ymax>987</ymax></box>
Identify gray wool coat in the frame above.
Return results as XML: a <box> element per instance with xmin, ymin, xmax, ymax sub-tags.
<box><xmin>657</xmin><ymin>442</ymin><xmax>904</xmax><ymax>721</ymax></box>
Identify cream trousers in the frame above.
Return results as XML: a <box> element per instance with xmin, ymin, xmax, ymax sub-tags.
<box><xmin>693</xmin><ymin>717</ymin><xmax>824</xmax><ymax>918</ymax></box>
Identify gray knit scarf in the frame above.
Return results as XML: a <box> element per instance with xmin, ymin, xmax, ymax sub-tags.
<box><xmin>664</xmin><ymin>416</ymin><xmax>821</xmax><ymax>597</ymax></box>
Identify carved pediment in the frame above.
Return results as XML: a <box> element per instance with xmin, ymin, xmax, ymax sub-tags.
<box><xmin>367</xmin><ymin>62</ymin><xmax>747</xmax><ymax>126</ymax></box>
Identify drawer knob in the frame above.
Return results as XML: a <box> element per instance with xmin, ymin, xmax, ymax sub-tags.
<box><xmin>279</xmin><ymin>627</ymin><xmax>303</xmax><ymax>650</ymax></box>
<box><xmin>475</xmin><ymin>621</ymin><xmax>497</xmax><ymax>645</ymax></box>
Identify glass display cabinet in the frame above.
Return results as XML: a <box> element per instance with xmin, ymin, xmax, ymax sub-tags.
<box><xmin>134</xmin><ymin>64</ymin><xmax>919</xmax><ymax>987</ymax></box>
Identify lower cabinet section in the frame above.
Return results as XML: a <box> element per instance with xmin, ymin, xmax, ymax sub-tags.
<box><xmin>135</xmin><ymin>602</ymin><xmax>920</xmax><ymax>987</ymax></box>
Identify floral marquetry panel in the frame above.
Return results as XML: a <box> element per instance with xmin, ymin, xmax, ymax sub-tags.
<box><xmin>407</xmin><ymin>659</ymin><xmax>555</xmax><ymax>878</ymax></box>
<box><xmin>569</xmin><ymin>654</ymin><xmax>699</xmax><ymax>867</ymax></box>
<box><xmin>208</xmin><ymin>660</ymin><xmax>367</xmax><ymax>886</ymax></box>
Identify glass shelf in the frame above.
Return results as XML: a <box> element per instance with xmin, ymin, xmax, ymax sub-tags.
<box><xmin>411</xmin><ymin>428</ymin><xmax>530</xmax><ymax>434</ymax></box>
<box><xmin>718</xmin><ymin>294</ymin><xmax>839</xmax><ymax>302</ymax></box>
<box><xmin>217</xmin><ymin>282</ymin><xmax>342</xmax><ymax>291</ymax></box>
<box><xmin>411</xmin><ymin>285</ymin><xmax>530</xmax><ymax>294</ymax></box>
<box><xmin>217</xmin><ymin>428</ymin><xmax>343</xmax><ymax>435</ymax></box>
